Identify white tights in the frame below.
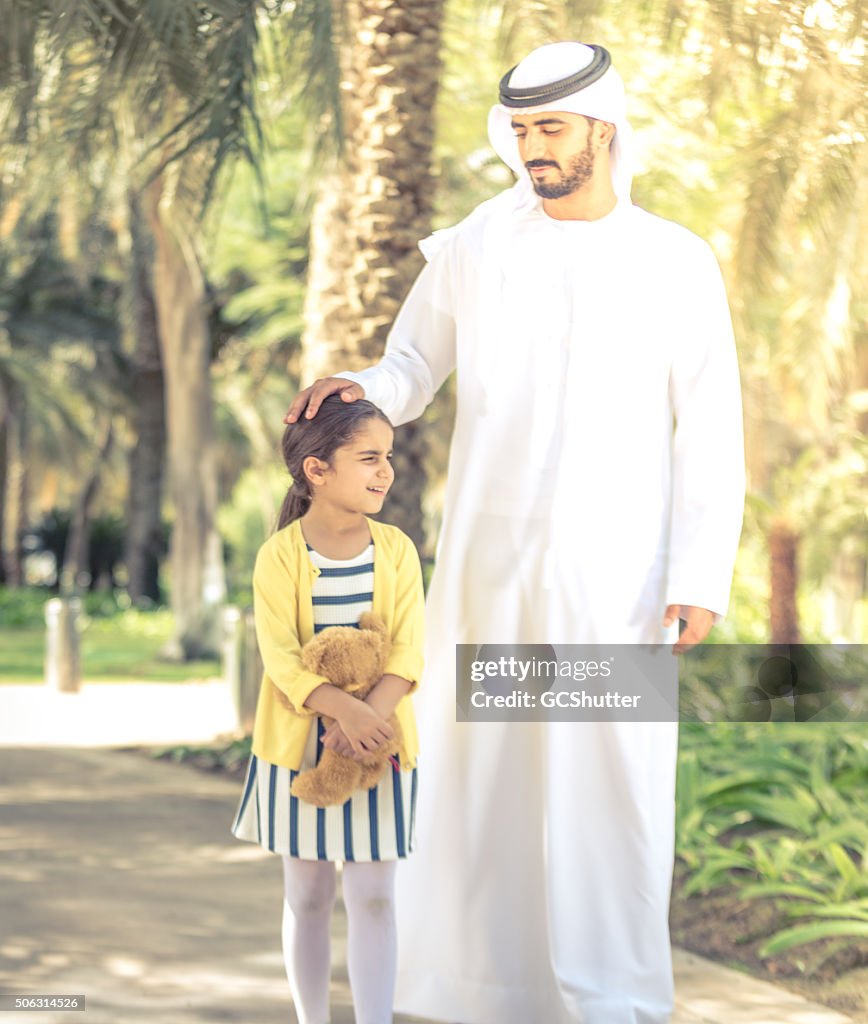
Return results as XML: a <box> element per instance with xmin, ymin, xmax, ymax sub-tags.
<box><xmin>281</xmin><ymin>857</ymin><xmax>398</xmax><ymax>1024</ymax></box>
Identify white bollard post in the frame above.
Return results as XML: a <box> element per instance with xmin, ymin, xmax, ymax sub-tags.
<box><xmin>221</xmin><ymin>606</ymin><xmax>262</xmax><ymax>734</ymax></box>
<box><xmin>44</xmin><ymin>597</ymin><xmax>82</xmax><ymax>693</ymax></box>
<box><xmin>221</xmin><ymin>605</ymin><xmax>244</xmax><ymax>726</ymax></box>
<box><xmin>240</xmin><ymin>608</ymin><xmax>262</xmax><ymax>734</ymax></box>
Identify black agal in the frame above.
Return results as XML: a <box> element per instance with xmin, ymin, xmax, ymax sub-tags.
<box><xmin>498</xmin><ymin>45</ymin><xmax>612</xmax><ymax>108</ymax></box>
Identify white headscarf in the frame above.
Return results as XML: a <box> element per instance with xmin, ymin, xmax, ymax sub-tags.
<box><xmin>487</xmin><ymin>41</ymin><xmax>636</xmax><ymax>204</ymax></box>
<box><xmin>416</xmin><ymin>43</ymin><xmax>637</xmax><ymax>431</ymax></box>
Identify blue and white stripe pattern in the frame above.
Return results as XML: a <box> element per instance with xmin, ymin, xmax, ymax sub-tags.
<box><xmin>309</xmin><ymin>542</ymin><xmax>375</xmax><ymax>633</ymax></box>
<box><xmin>231</xmin><ymin>541</ymin><xmax>418</xmax><ymax>861</ymax></box>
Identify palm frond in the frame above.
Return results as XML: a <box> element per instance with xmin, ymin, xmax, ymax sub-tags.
<box><xmin>4</xmin><ymin>1</ymin><xmax>276</xmax><ymax>213</ymax></box>
<box><xmin>272</xmin><ymin>0</ymin><xmax>343</xmax><ymax>165</ymax></box>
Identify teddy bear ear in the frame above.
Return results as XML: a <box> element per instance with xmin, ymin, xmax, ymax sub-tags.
<box><xmin>300</xmin><ymin>647</ymin><xmax>316</xmax><ymax>672</ymax></box>
<box><xmin>301</xmin><ymin>632</ymin><xmax>328</xmax><ymax>672</ymax></box>
<box><xmin>358</xmin><ymin>612</ymin><xmax>388</xmax><ymax>637</ymax></box>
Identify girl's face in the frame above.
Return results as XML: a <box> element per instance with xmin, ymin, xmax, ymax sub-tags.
<box><xmin>309</xmin><ymin>419</ymin><xmax>395</xmax><ymax>515</ymax></box>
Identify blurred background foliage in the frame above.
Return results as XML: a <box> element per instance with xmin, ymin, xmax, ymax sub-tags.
<box><xmin>0</xmin><ymin>0</ymin><xmax>864</xmax><ymax>654</ymax></box>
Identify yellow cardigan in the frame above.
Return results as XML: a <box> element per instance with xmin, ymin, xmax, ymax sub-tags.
<box><xmin>250</xmin><ymin>517</ymin><xmax>425</xmax><ymax>771</ymax></box>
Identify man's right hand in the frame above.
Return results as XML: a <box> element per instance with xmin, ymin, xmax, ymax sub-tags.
<box><xmin>284</xmin><ymin>377</ymin><xmax>365</xmax><ymax>424</ymax></box>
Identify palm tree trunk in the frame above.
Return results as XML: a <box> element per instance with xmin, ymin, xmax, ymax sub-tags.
<box><xmin>61</xmin><ymin>423</ymin><xmax>114</xmax><ymax>594</ymax></box>
<box><xmin>1</xmin><ymin>374</ymin><xmax>27</xmax><ymax>587</ymax></box>
<box><xmin>769</xmin><ymin>518</ymin><xmax>800</xmax><ymax>644</ymax></box>
<box><xmin>301</xmin><ymin>184</ymin><xmax>356</xmax><ymax>379</ymax></box>
<box><xmin>302</xmin><ymin>0</ymin><xmax>445</xmax><ymax>552</ymax></box>
<box><xmin>122</xmin><ymin>189</ymin><xmax>166</xmax><ymax>606</ymax></box>
<box><xmin>220</xmin><ymin>372</ymin><xmax>282</xmax><ymax>538</ymax></box>
<box><xmin>145</xmin><ymin>179</ymin><xmax>225</xmax><ymax>658</ymax></box>
<box><xmin>0</xmin><ymin>379</ymin><xmax>7</xmax><ymax>586</ymax></box>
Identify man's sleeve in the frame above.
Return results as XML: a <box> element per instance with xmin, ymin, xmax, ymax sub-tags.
<box><xmin>252</xmin><ymin>546</ymin><xmax>330</xmax><ymax>715</ymax></box>
<box><xmin>336</xmin><ymin>244</ymin><xmax>458</xmax><ymax>426</ymax></box>
<box><xmin>666</xmin><ymin>241</ymin><xmax>746</xmax><ymax>619</ymax></box>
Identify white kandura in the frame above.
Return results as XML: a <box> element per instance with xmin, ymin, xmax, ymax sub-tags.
<box><xmin>336</xmin><ymin>40</ymin><xmax>744</xmax><ymax>1024</ymax></box>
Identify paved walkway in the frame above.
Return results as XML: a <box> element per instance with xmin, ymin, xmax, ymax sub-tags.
<box><xmin>0</xmin><ymin>682</ymin><xmax>854</xmax><ymax>1024</ymax></box>
<box><xmin>0</xmin><ymin>682</ymin><xmax>238</xmax><ymax>748</ymax></box>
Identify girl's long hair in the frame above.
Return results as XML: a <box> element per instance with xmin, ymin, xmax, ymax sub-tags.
<box><xmin>277</xmin><ymin>395</ymin><xmax>392</xmax><ymax>529</ymax></box>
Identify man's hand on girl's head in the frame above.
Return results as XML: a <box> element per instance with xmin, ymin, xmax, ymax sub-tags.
<box><xmin>284</xmin><ymin>378</ymin><xmax>365</xmax><ymax>425</ymax></box>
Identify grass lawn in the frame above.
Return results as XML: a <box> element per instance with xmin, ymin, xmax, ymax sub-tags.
<box><xmin>0</xmin><ymin>611</ymin><xmax>220</xmax><ymax>683</ymax></box>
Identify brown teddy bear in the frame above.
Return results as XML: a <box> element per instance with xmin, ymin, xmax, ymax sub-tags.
<box><xmin>288</xmin><ymin>612</ymin><xmax>404</xmax><ymax>807</ymax></box>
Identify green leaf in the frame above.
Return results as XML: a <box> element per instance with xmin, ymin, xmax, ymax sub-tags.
<box><xmin>782</xmin><ymin>901</ymin><xmax>868</xmax><ymax>922</ymax></box>
<box><xmin>738</xmin><ymin>883</ymin><xmax>826</xmax><ymax>902</ymax></box>
<box><xmin>825</xmin><ymin>841</ymin><xmax>862</xmax><ymax>895</ymax></box>
<box><xmin>681</xmin><ymin>849</ymin><xmax>755</xmax><ymax>896</ymax></box>
<box><xmin>759</xmin><ymin>920</ymin><xmax>868</xmax><ymax>957</ymax></box>
<box><xmin>723</xmin><ymin>793</ymin><xmax>818</xmax><ymax>834</ymax></box>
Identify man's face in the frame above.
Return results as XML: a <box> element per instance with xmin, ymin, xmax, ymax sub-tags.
<box><xmin>511</xmin><ymin>111</ymin><xmax>599</xmax><ymax>200</ymax></box>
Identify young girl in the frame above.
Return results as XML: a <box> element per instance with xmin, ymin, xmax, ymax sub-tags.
<box><xmin>231</xmin><ymin>395</ymin><xmax>425</xmax><ymax>1024</ymax></box>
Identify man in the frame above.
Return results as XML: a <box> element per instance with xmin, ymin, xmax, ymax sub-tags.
<box><xmin>286</xmin><ymin>41</ymin><xmax>744</xmax><ymax>1024</ymax></box>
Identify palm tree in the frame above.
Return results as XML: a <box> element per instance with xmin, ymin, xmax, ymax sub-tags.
<box><xmin>0</xmin><ymin>1</ymin><xmax>271</xmax><ymax>655</ymax></box>
<box><xmin>118</xmin><ymin>183</ymin><xmax>166</xmax><ymax>606</ymax></box>
<box><xmin>298</xmin><ymin>0</ymin><xmax>446</xmax><ymax>551</ymax></box>
<box><xmin>0</xmin><ymin>227</ymin><xmax>123</xmax><ymax>592</ymax></box>
<box><xmin>697</xmin><ymin>5</ymin><xmax>868</xmax><ymax>642</ymax></box>
<box><xmin>0</xmin><ymin>363</ymin><xmax>27</xmax><ymax>586</ymax></box>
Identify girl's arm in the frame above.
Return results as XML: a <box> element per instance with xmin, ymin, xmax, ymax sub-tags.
<box><xmin>253</xmin><ymin>544</ymin><xmax>330</xmax><ymax>716</ymax></box>
<box><xmin>382</xmin><ymin>532</ymin><xmax>425</xmax><ymax>689</ymax></box>
<box><xmin>304</xmin><ymin>682</ymin><xmax>394</xmax><ymax>757</ymax></box>
<box><xmin>366</xmin><ymin>673</ymin><xmax>412</xmax><ymax>718</ymax></box>
<box><xmin>321</xmin><ymin>673</ymin><xmax>412</xmax><ymax>755</ymax></box>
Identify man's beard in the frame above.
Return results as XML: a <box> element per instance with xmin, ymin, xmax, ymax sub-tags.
<box><xmin>528</xmin><ymin>137</ymin><xmax>595</xmax><ymax>199</ymax></box>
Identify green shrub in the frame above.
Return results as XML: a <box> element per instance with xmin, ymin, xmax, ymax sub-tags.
<box><xmin>0</xmin><ymin>586</ymin><xmax>149</xmax><ymax>629</ymax></box>
<box><xmin>677</xmin><ymin>723</ymin><xmax>868</xmax><ymax>958</ymax></box>
<box><xmin>0</xmin><ymin>587</ymin><xmax>53</xmax><ymax>628</ymax></box>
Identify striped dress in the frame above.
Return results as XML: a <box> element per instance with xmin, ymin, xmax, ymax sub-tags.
<box><xmin>231</xmin><ymin>541</ymin><xmax>418</xmax><ymax>861</ymax></box>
